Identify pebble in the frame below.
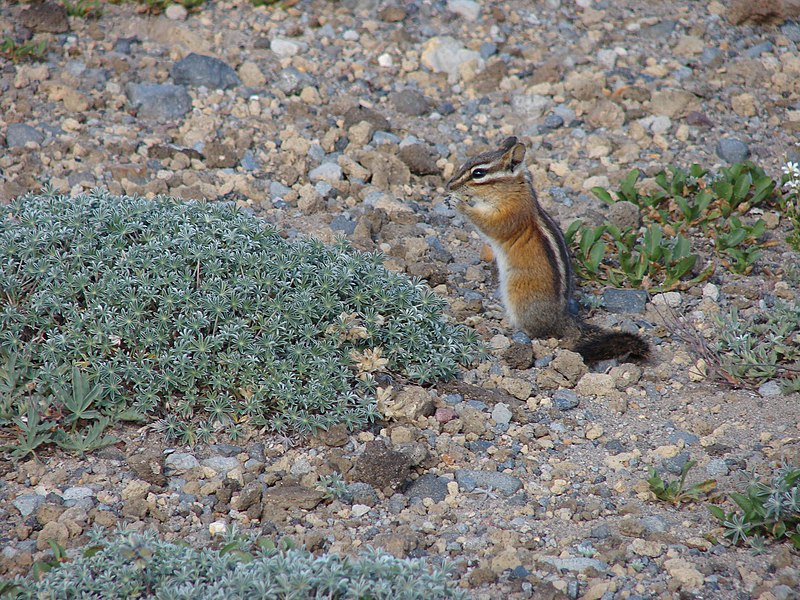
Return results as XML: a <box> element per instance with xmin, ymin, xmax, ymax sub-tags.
<box><xmin>12</xmin><ymin>494</ymin><xmax>45</xmax><ymax>518</ymax></box>
<box><xmin>165</xmin><ymin>452</ymin><xmax>200</xmax><ymax>474</ymax></box>
<box><xmin>308</xmin><ymin>162</ymin><xmax>343</xmax><ymax>184</ymax></box>
<box><xmin>553</xmin><ymin>389</ymin><xmax>580</xmax><ymax>411</ymax></box>
<box><xmin>454</xmin><ymin>469</ymin><xmax>522</xmax><ymax>496</ymax></box>
<box><xmin>715</xmin><ymin>138</ymin><xmax>750</xmax><ymax>163</ymax></box>
<box><xmin>758</xmin><ymin>380</ymin><xmax>783</xmax><ymax>397</ymax></box>
<box><xmin>405</xmin><ymin>473</ymin><xmax>449</xmax><ymax>502</ymax></box>
<box><xmin>125</xmin><ymin>83</ymin><xmax>192</xmax><ymax>121</ymax></box>
<box><xmin>5</xmin><ymin>123</ymin><xmax>44</xmax><ymax>148</ymax></box>
<box><xmin>390</xmin><ymin>89</ymin><xmax>431</xmax><ymax>116</ymax></box>
<box><xmin>172</xmin><ymin>53</ymin><xmax>241</xmax><ymax>90</ymax></box>
<box><xmin>491</xmin><ymin>403</ymin><xmax>513</xmax><ymax>425</ymax></box>
<box><xmin>602</xmin><ymin>289</ymin><xmax>648</xmax><ymax>314</ymax></box>
<box><xmin>420</xmin><ymin>36</ymin><xmax>483</xmax><ymax>81</ymax></box>
<box><xmin>271</xmin><ymin>38</ymin><xmax>305</xmax><ymax>58</ymax></box>
<box><xmin>447</xmin><ymin>0</ymin><xmax>481</xmax><ymax>20</ymax></box>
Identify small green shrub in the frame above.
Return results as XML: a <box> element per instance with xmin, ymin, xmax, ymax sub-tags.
<box><xmin>0</xmin><ymin>189</ymin><xmax>480</xmax><ymax>453</ymax></box>
<box><xmin>0</xmin><ymin>36</ymin><xmax>46</xmax><ymax>63</ymax></box>
<box><xmin>62</xmin><ymin>0</ymin><xmax>103</xmax><ymax>18</ymax></box>
<box><xmin>711</xmin><ymin>464</ymin><xmax>800</xmax><ymax>552</ymax></box>
<box><xmin>567</xmin><ymin>162</ymin><xmax>779</xmax><ymax>290</ymax></box>
<box><xmin>713</xmin><ymin>300</ymin><xmax>800</xmax><ymax>391</ymax></box>
<box><xmin>2</xmin><ymin>529</ymin><xmax>465</xmax><ymax>599</ymax></box>
<box><xmin>647</xmin><ymin>459</ymin><xmax>716</xmax><ymax>506</ymax></box>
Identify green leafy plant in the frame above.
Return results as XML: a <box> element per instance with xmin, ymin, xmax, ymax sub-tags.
<box><xmin>0</xmin><ymin>189</ymin><xmax>481</xmax><ymax>453</ymax></box>
<box><xmin>710</xmin><ymin>464</ymin><xmax>800</xmax><ymax>551</ymax></box>
<box><xmin>62</xmin><ymin>0</ymin><xmax>103</xmax><ymax>17</ymax></box>
<box><xmin>317</xmin><ymin>472</ymin><xmax>350</xmax><ymax>501</ymax></box>
<box><xmin>0</xmin><ymin>36</ymin><xmax>46</xmax><ymax>62</ymax></box>
<box><xmin>568</xmin><ymin>162</ymin><xmax>779</xmax><ymax>290</ymax></box>
<box><xmin>713</xmin><ymin>300</ymin><xmax>800</xmax><ymax>390</ymax></box>
<box><xmin>2</xmin><ymin>398</ymin><xmax>54</xmax><ymax>460</ymax></box>
<box><xmin>1</xmin><ymin>529</ymin><xmax>466</xmax><ymax>599</ymax></box>
<box><xmin>647</xmin><ymin>460</ymin><xmax>717</xmax><ymax>506</ymax></box>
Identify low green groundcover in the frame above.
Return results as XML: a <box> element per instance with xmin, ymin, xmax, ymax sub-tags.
<box><xmin>0</xmin><ymin>189</ymin><xmax>480</xmax><ymax>443</ymax></box>
<box><xmin>1</xmin><ymin>529</ymin><xmax>465</xmax><ymax>599</ymax></box>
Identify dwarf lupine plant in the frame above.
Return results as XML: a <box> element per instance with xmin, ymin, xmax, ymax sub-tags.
<box><xmin>0</xmin><ymin>189</ymin><xmax>481</xmax><ymax>449</ymax></box>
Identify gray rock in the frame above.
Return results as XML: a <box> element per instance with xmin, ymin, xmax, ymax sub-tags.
<box><xmin>165</xmin><ymin>452</ymin><xmax>200</xmax><ymax>474</ymax></box>
<box><xmin>6</xmin><ymin>123</ymin><xmax>44</xmax><ymax>148</ymax></box>
<box><xmin>447</xmin><ymin>0</ymin><xmax>480</xmax><ymax>20</ymax></box>
<box><xmin>275</xmin><ymin>66</ymin><xmax>314</xmax><ymax>95</ymax></box>
<box><xmin>330</xmin><ymin>215</ymin><xmax>356</xmax><ymax>235</ymax></box>
<box><xmin>62</xmin><ymin>486</ymin><xmax>94</xmax><ymax>502</ymax></box>
<box><xmin>663</xmin><ymin>451</ymin><xmax>691</xmax><ymax>475</ymax></box>
<box><xmin>455</xmin><ymin>469</ymin><xmax>522</xmax><ymax>496</ymax></box>
<box><xmin>543</xmin><ymin>114</ymin><xmax>565</xmax><ymax>130</ymax></box>
<box><xmin>715</xmin><ymin>138</ymin><xmax>750</xmax><ymax>163</ymax></box>
<box><xmin>758</xmin><ymin>380</ymin><xmax>782</xmax><ymax>397</ymax></box>
<box><xmin>479</xmin><ymin>42</ymin><xmax>497</xmax><ymax>59</ymax></box>
<box><xmin>641</xmin><ymin>515</ymin><xmax>668</xmax><ymax>533</ymax></box>
<box><xmin>700</xmin><ymin>47</ymin><xmax>723</xmax><ymax>67</ymax></box>
<box><xmin>12</xmin><ymin>494</ymin><xmax>45</xmax><ymax>518</ymax></box>
<box><xmin>270</xmin><ymin>38</ymin><xmax>306</xmax><ymax>58</ymax></box>
<box><xmin>641</xmin><ymin>20</ymin><xmax>677</xmax><ymax>39</ymax></box>
<box><xmin>745</xmin><ymin>42</ymin><xmax>773</xmax><ymax>58</ymax></box>
<box><xmin>492</xmin><ymin>403</ymin><xmax>513</xmax><ymax>426</ymax></box>
<box><xmin>590</xmin><ymin>524</ymin><xmax>611</xmax><ymax>539</ymax></box>
<box><xmin>172</xmin><ymin>53</ymin><xmax>241</xmax><ymax>89</ymax></box>
<box><xmin>781</xmin><ymin>21</ymin><xmax>800</xmax><ymax>43</ymax></box>
<box><xmin>202</xmin><ymin>456</ymin><xmax>242</xmax><ymax>476</ymax></box>
<box><xmin>269</xmin><ymin>181</ymin><xmax>292</xmax><ymax>200</ymax></box>
<box><xmin>126</xmin><ymin>83</ymin><xmax>192</xmax><ymax>121</ymax></box>
<box><xmin>309</xmin><ymin>162</ymin><xmax>343</xmax><ymax>184</ymax></box>
<box><xmin>405</xmin><ymin>473</ymin><xmax>449</xmax><ymax>502</ymax></box>
<box><xmin>667</xmin><ymin>430</ymin><xmax>700</xmax><ymax>445</ymax></box>
<box><xmin>240</xmin><ymin>150</ymin><xmax>259</xmax><ymax>171</ymax></box>
<box><xmin>390</xmin><ymin>89</ymin><xmax>431</xmax><ymax>116</ymax></box>
<box><xmin>373</xmin><ymin>131</ymin><xmax>401</xmax><ymax>145</ymax></box>
<box><xmin>705</xmin><ymin>458</ymin><xmax>729</xmax><ymax>477</ymax></box>
<box><xmin>348</xmin><ymin>482</ymin><xmax>379</xmax><ymax>506</ymax></box>
<box><xmin>420</xmin><ymin>36</ymin><xmax>483</xmax><ymax>80</ymax></box>
<box><xmin>602</xmin><ymin>289</ymin><xmax>648</xmax><ymax>314</ymax></box>
<box><xmin>538</xmin><ymin>556</ymin><xmax>609</xmax><ymax>573</ymax></box>
<box><xmin>553</xmin><ymin>389</ymin><xmax>580</xmax><ymax>411</ymax></box>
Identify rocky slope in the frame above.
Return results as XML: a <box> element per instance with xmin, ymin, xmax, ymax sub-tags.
<box><xmin>1</xmin><ymin>0</ymin><xmax>800</xmax><ymax>598</ymax></box>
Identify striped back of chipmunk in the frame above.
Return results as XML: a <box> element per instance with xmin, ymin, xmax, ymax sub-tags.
<box><xmin>447</xmin><ymin>136</ymin><xmax>575</xmax><ymax>306</ymax></box>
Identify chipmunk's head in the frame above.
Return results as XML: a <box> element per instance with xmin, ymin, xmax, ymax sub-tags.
<box><xmin>445</xmin><ymin>136</ymin><xmax>530</xmax><ymax>213</ymax></box>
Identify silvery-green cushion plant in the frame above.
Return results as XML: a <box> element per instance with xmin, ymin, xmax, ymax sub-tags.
<box><xmin>0</xmin><ymin>189</ymin><xmax>480</xmax><ymax>451</ymax></box>
<box><xmin>1</xmin><ymin>529</ymin><xmax>465</xmax><ymax>599</ymax></box>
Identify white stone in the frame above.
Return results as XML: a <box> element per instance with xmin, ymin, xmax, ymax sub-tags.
<box><xmin>209</xmin><ymin>521</ymin><xmax>227</xmax><ymax>536</ymax></box>
<box><xmin>378</xmin><ymin>53</ymin><xmax>394</xmax><ymax>68</ymax></box>
<box><xmin>492</xmin><ymin>403</ymin><xmax>513</xmax><ymax>425</ymax></box>
<box><xmin>447</xmin><ymin>0</ymin><xmax>481</xmax><ymax>20</ymax></box>
<box><xmin>165</xmin><ymin>3</ymin><xmax>187</xmax><ymax>20</ymax></box>
<box><xmin>420</xmin><ymin>36</ymin><xmax>484</xmax><ymax>81</ymax></box>
<box><xmin>309</xmin><ymin>162</ymin><xmax>343</xmax><ymax>184</ymax></box>
<box><xmin>270</xmin><ymin>38</ymin><xmax>305</xmax><ymax>58</ymax></box>
<box><xmin>351</xmin><ymin>504</ymin><xmax>371</xmax><ymax>518</ymax></box>
<box><xmin>511</xmin><ymin>93</ymin><xmax>552</xmax><ymax>119</ymax></box>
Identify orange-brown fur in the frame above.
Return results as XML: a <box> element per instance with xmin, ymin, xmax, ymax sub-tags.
<box><xmin>447</xmin><ymin>137</ymin><xmax>649</xmax><ymax>363</ymax></box>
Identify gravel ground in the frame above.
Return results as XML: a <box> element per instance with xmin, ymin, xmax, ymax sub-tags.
<box><xmin>2</xmin><ymin>0</ymin><xmax>800</xmax><ymax>598</ymax></box>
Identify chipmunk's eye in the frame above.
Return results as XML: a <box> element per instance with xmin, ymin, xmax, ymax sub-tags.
<box><xmin>471</xmin><ymin>168</ymin><xmax>487</xmax><ymax>179</ymax></box>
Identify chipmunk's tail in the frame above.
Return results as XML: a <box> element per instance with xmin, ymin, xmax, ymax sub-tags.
<box><xmin>569</xmin><ymin>322</ymin><xmax>650</xmax><ymax>363</ymax></box>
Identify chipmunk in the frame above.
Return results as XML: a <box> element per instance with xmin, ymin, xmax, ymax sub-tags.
<box><xmin>446</xmin><ymin>136</ymin><xmax>649</xmax><ymax>363</ymax></box>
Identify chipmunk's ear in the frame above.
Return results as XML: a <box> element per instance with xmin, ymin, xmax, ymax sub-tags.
<box><xmin>500</xmin><ymin>138</ymin><xmax>526</xmax><ymax>172</ymax></box>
